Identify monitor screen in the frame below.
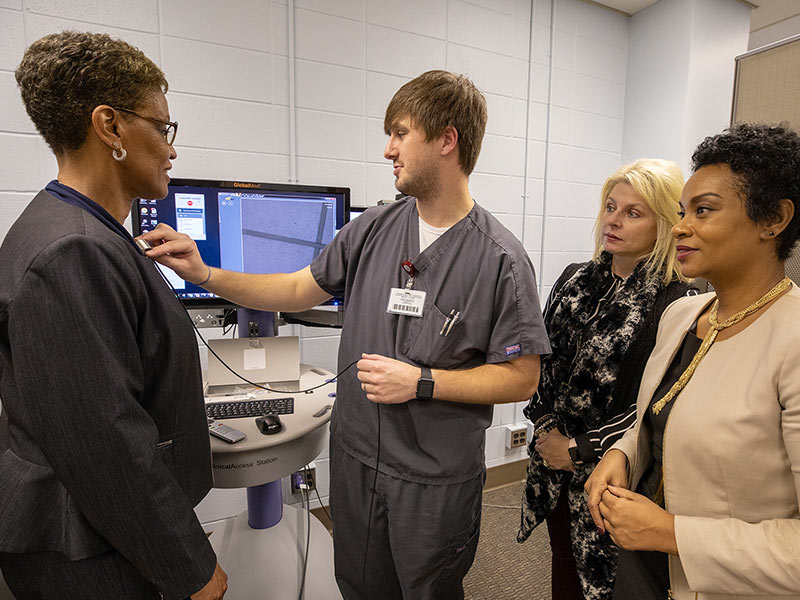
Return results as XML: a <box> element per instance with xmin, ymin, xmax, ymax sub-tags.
<box><xmin>132</xmin><ymin>178</ymin><xmax>350</xmax><ymax>308</ymax></box>
<box><xmin>349</xmin><ymin>206</ymin><xmax>367</xmax><ymax>221</ymax></box>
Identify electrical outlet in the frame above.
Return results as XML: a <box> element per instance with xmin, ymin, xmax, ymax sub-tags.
<box><xmin>248</xmin><ymin>320</ymin><xmax>260</xmax><ymax>337</ymax></box>
<box><xmin>292</xmin><ymin>463</ymin><xmax>316</xmax><ymax>494</ymax></box>
<box><xmin>505</xmin><ymin>423</ymin><xmax>528</xmax><ymax>449</ymax></box>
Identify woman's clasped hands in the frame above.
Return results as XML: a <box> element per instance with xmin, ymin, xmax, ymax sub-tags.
<box><xmin>584</xmin><ymin>449</ymin><xmax>678</xmax><ymax>555</ymax></box>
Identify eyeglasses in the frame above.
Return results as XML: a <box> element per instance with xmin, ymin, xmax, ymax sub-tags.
<box><xmin>113</xmin><ymin>107</ymin><xmax>178</xmax><ymax>145</ymax></box>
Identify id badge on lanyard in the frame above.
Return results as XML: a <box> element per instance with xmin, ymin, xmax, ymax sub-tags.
<box><xmin>386</xmin><ymin>259</ymin><xmax>426</xmax><ymax>317</ymax></box>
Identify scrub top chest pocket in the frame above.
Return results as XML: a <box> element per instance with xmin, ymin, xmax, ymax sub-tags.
<box><xmin>402</xmin><ymin>299</ymin><xmax>467</xmax><ymax>370</ymax></box>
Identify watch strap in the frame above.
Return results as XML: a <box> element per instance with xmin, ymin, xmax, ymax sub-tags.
<box><xmin>568</xmin><ymin>438</ymin><xmax>583</xmax><ymax>465</ymax></box>
<box><xmin>574</xmin><ymin>433</ymin><xmax>595</xmax><ymax>463</ymax></box>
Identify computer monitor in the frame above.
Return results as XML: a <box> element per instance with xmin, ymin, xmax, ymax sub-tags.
<box><xmin>132</xmin><ymin>178</ymin><xmax>350</xmax><ymax>308</ymax></box>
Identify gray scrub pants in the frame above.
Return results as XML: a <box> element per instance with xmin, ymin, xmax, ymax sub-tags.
<box><xmin>330</xmin><ymin>440</ymin><xmax>484</xmax><ymax>600</ymax></box>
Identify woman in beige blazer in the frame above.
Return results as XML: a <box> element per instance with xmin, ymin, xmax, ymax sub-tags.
<box><xmin>585</xmin><ymin>123</ymin><xmax>800</xmax><ymax>600</ymax></box>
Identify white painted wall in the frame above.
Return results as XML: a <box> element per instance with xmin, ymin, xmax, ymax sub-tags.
<box><xmin>0</xmin><ymin>0</ymin><xmax>629</xmax><ymax>524</ymax></box>
<box><xmin>683</xmin><ymin>0</ymin><xmax>750</xmax><ymax>165</ymax></box>
<box><xmin>621</xmin><ymin>0</ymin><xmax>691</xmax><ymax>168</ymax></box>
<box><xmin>749</xmin><ymin>14</ymin><xmax>800</xmax><ymax>51</ymax></box>
<box><xmin>621</xmin><ymin>0</ymin><xmax>750</xmax><ymax>174</ymax></box>
<box><xmin>533</xmin><ymin>0</ymin><xmax>628</xmax><ymax>295</ymax></box>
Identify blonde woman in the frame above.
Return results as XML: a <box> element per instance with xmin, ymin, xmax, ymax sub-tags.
<box><xmin>518</xmin><ymin>159</ymin><xmax>697</xmax><ymax>599</ymax></box>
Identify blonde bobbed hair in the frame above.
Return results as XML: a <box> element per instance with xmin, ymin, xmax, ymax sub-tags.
<box><xmin>591</xmin><ymin>158</ymin><xmax>687</xmax><ymax>285</ymax></box>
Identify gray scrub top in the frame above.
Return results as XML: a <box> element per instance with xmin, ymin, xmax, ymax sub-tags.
<box><xmin>311</xmin><ymin>197</ymin><xmax>550</xmax><ymax>484</ymax></box>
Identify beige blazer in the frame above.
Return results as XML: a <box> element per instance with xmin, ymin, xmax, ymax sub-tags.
<box><xmin>613</xmin><ymin>286</ymin><xmax>800</xmax><ymax>600</ymax></box>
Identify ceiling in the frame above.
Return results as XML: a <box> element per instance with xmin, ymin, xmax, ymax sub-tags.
<box><xmin>592</xmin><ymin>0</ymin><xmax>800</xmax><ymax>32</ymax></box>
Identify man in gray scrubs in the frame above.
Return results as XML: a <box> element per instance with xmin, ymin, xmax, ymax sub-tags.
<box><xmin>143</xmin><ymin>70</ymin><xmax>550</xmax><ymax>599</ymax></box>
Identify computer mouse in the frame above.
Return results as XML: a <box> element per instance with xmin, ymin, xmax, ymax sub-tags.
<box><xmin>255</xmin><ymin>414</ymin><xmax>283</xmax><ymax>435</ymax></box>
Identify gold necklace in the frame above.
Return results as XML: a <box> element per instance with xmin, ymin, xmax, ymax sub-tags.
<box><xmin>651</xmin><ymin>276</ymin><xmax>792</xmax><ymax>415</ymax></box>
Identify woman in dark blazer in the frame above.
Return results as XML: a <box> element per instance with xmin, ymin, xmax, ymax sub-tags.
<box><xmin>517</xmin><ymin>159</ymin><xmax>697</xmax><ymax>600</ymax></box>
<box><xmin>0</xmin><ymin>31</ymin><xmax>226</xmax><ymax>599</ymax></box>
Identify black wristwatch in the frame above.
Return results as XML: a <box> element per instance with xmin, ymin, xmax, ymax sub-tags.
<box><xmin>416</xmin><ymin>366</ymin><xmax>434</xmax><ymax>399</ymax></box>
<box><xmin>568</xmin><ymin>438</ymin><xmax>583</xmax><ymax>465</ymax></box>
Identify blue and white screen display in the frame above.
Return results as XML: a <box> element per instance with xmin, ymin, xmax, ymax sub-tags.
<box><xmin>134</xmin><ymin>179</ymin><xmax>349</xmax><ymax>306</ymax></box>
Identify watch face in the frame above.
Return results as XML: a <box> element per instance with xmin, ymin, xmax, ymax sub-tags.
<box><xmin>416</xmin><ymin>378</ymin><xmax>434</xmax><ymax>399</ymax></box>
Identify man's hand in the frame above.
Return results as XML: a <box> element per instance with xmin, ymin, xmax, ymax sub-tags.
<box><xmin>136</xmin><ymin>223</ymin><xmax>210</xmax><ymax>285</ymax></box>
<box><xmin>190</xmin><ymin>563</ymin><xmax>228</xmax><ymax>600</ymax></box>
<box><xmin>585</xmin><ymin>448</ymin><xmax>629</xmax><ymax>532</ymax></box>
<box><xmin>534</xmin><ymin>429</ymin><xmax>574</xmax><ymax>472</ymax></box>
<box><xmin>598</xmin><ymin>486</ymin><xmax>678</xmax><ymax>555</ymax></box>
<box><xmin>357</xmin><ymin>353</ymin><xmax>419</xmax><ymax>404</ymax></box>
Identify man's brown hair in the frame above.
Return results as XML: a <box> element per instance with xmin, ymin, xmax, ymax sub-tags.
<box><xmin>384</xmin><ymin>70</ymin><xmax>487</xmax><ymax>175</ymax></box>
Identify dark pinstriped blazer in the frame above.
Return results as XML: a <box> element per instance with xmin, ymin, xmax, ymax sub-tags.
<box><xmin>0</xmin><ymin>191</ymin><xmax>216</xmax><ymax>599</ymax></box>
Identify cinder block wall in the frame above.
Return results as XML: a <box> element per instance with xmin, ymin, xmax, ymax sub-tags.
<box><xmin>0</xmin><ymin>0</ymin><xmax>629</xmax><ymax>523</ymax></box>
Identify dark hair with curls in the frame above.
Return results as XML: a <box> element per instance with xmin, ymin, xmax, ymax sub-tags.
<box><xmin>15</xmin><ymin>30</ymin><xmax>167</xmax><ymax>155</ymax></box>
<box><xmin>384</xmin><ymin>70</ymin><xmax>487</xmax><ymax>176</ymax></box>
<box><xmin>691</xmin><ymin>122</ymin><xmax>800</xmax><ymax>260</ymax></box>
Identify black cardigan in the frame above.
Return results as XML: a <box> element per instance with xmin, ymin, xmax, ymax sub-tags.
<box><xmin>529</xmin><ymin>262</ymin><xmax>698</xmax><ymax>463</ymax></box>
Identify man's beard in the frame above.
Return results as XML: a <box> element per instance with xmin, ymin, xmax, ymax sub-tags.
<box><xmin>395</xmin><ymin>160</ymin><xmax>440</xmax><ymax>200</ymax></box>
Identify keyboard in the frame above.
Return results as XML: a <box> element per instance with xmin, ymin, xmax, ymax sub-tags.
<box><xmin>205</xmin><ymin>397</ymin><xmax>295</xmax><ymax>420</ymax></box>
